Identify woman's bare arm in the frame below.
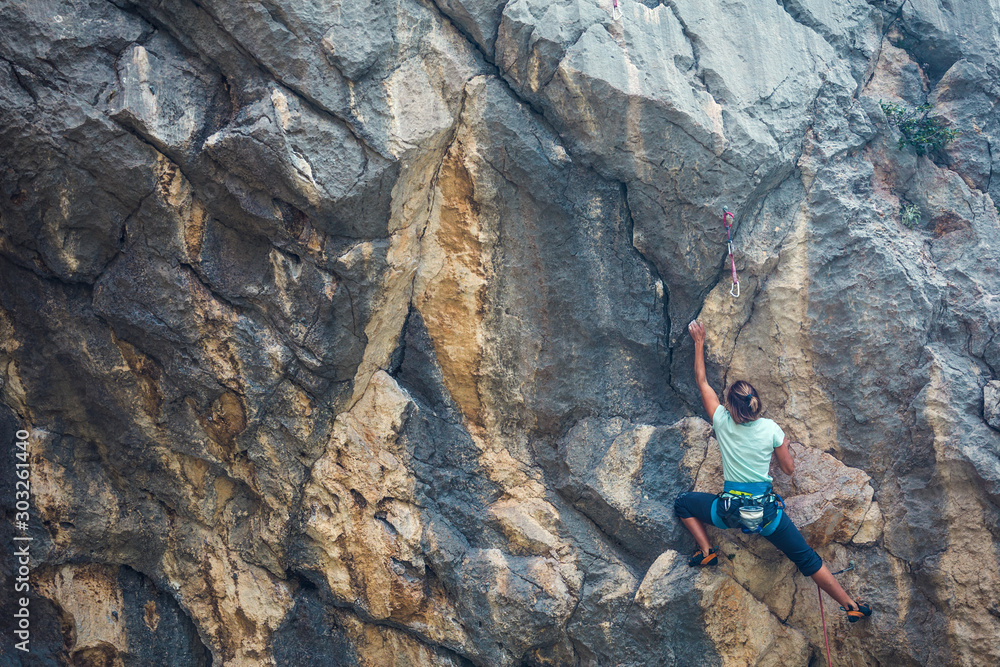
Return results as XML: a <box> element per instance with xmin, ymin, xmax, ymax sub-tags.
<box><xmin>688</xmin><ymin>321</ymin><xmax>721</xmax><ymax>420</ymax></box>
<box><xmin>774</xmin><ymin>437</ymin><xmax>794</xmax><ymax>475</ymax></box>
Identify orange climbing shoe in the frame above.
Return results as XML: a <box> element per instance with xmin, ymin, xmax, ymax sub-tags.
<box><xmin>842</xmin><ymin>603</ymin><xmax>872</xmax><ymax>622</ymax></box>
<box><xmin>688</xmin><ymin>548</ymin><xmax>719</xmax><ymax>567</ymax></box>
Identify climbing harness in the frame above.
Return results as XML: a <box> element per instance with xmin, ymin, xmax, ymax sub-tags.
<box><xmin>611</xmin><ymin>0</ymin><xmax>622</xmax><ymax>20</ymax></box>
<box><xmin>817</xmin><ymin>584</ymin><xmax>833</xmax><ymax>667</ymax></box>
<box><xmin>715</xmin><ymin>487</ymin><xmax>785</xmax><ymax>534</ymax></box>
<box><xmin>723</xmin><ymin>209</ymin><xmax>739</xmax><ymax>298</ymax></box>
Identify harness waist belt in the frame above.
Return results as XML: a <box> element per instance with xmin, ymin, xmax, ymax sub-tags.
<box><xmin>722</xmin><ymin>481</ymin><xmax>772</xmax><ymax>496</ymax></box>
<box><xmin>712</xmin><ymin>481</ymin><xmax>784</xmax><ymax>536</ymax></box>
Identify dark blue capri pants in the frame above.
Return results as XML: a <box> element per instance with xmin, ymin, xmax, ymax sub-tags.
<box><xmin>674</xmin><ymin>491</ymin><xmax>823</xmax><ymax>576</ymax></box>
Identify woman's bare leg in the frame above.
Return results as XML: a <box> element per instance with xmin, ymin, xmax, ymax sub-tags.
<box><xmin>680</xmin><ymin>516</ymin><xmax>713</xmax><ymax>555</ymax></box>
<box><xmin>811</xmin><ymin>564</ymin><xmax>858</xmax><ymax>610</ymax></box>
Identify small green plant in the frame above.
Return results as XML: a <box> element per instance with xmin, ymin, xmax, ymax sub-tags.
<box><xmin>900</xmin><ymin>203</ymin><xmax>921</xmax><ymax>229</ymax></box>
<box><xmin>880</xmin><ymin>101</ymin><xmax>961</xmax><ymax>155</ymax></box>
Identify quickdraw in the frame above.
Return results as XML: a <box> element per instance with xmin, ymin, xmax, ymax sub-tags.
<box><xmin>723</xmin><ymin>209</ymin><xmax>739</xmax><ymax>298</ymax></box>
<box><xmin>612</xmin><ymin>0</ymin><xmax>622</xmax><ymax>21</ymax></box>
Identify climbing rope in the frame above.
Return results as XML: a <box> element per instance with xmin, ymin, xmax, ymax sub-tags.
<box><xmin>723</xmin><ymin>209</ymin><xmax>739</xmax><ymax>298</ymax></box>
<box><xmin>817</xmin><ymin>584</ymin><xmax>833</xmax><ymax>667</ymax></box>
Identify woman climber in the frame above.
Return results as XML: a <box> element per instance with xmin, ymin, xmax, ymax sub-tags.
<box><xmin>674</xmin><ymin>320</ymin><xmax>872</xmax><ymax>622</ymax></box>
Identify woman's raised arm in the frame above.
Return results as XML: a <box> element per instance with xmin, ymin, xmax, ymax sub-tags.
<box><xmin>688</xmin><ymin>321</ymin><xmax>721</xmax><ymax>420</ymax></box>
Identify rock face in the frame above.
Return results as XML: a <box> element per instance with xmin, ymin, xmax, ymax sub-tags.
<box><xmin>1</xmin><ymin>0</ymin><xmax>999</xmax><ymax>665</ymax></box>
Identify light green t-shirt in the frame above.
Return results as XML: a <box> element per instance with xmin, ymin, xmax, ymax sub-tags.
<box><xmin>712</xmin><ymin>405</ymin><xmax>785</xmax><ymax>483</ymax></box>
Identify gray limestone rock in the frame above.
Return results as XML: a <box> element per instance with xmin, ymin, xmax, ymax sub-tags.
<box><xmin>433</xmin><ymin>0</ymin><xmax>509</xmax><ymax>57</ymax></box>
<box><xmin>109</xmin><ymin>35</ymin><xmax>225</xmax><ymax>160</ymax></box>
<box><xmin>986</xmin><ymin>381</ymin><xmax>1000</xmax><ymax>431</ymax></box>
<box><xmin>320</xmin><ymin>0</ymin><xmax>395</xmax><ymax>80</ymax></box>
<box><xmin>203</xmin><ymin>85</ymin><xmax>397</xmax><ymax>239</ymax></box>
<box><xmin>932</xmin><ymin>59</ymin><xmax>1000</xmax><ymax>205</ymax></box>
<box><xmin>2</xmin><ymin>0</ymin><xmax>1000</xmax><ymax>665</ymax></box>
<box><xmin>553</xmin><ymin>417</ymin><xmax>707</xmax><ymax>559</ymax></box>
<box><xmin>497</xmin><ymin>0</ymin><xmax>861</xmax><ymax>337</ymax></box>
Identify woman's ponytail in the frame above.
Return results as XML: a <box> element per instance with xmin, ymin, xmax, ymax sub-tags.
<box><xmin>727</xmin><ymin>381</ymin><xmax>763</xmax><ymax>423</ymax></box>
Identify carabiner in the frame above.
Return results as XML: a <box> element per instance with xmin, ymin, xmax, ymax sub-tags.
<box><xmin>612</xmin><ymin>0</ymin><xmax>622</xmax><ymax>20</ymax></box>
<box><xmin>730</xmin><ymin>281</ymin><xmax>740</xmax><ymax>298</ymax></box>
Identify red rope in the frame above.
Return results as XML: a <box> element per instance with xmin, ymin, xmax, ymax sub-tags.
<box><xmin>817</xmin><ymin>583</ymin><xmax>833</xmax><ymax>667</ymax></box>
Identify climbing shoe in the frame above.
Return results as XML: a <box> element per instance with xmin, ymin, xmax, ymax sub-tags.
<box><xmin>841</xmin><ymin>603</ymin><xmax>872</xmax><ymax>622</ymax></box>
<box><xmin>688</xmin><ymin>548</ymin><xmax>719</xmax><ymax>567</ymax></box>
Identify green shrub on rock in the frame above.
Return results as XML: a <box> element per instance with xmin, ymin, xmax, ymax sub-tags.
<box><xmin>880</xmin><ymin>101</ymin><xmax>961</xmax><ymax>155</ymax></box>
<box><xmin>900</xmin><ymin>203</ymin><xmax>921</xmax><ymax>229</ymax></box>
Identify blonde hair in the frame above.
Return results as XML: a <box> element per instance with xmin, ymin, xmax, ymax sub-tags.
<box><xmin>726</xmin><ymin>381</ymin><xmax>762</xmax><ymax>424</ymax></box>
